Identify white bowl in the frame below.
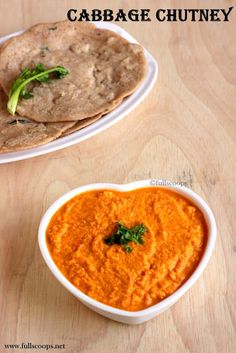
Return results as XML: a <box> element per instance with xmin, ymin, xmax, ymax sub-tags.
<box><xmin>38</xmin><ymin>180</ymin><xmax>216</xmax><ymax>324</ymax></box>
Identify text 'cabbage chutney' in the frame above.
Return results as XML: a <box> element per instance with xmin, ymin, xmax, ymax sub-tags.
<box><xmin>46</xmin><ymin>188</ymin><xmax>207</xmax><ymax>311</ymax></box>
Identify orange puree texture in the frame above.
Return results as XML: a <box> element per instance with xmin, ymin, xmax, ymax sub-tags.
<box><xmin>46</xmin><ymin>188</ymin><xmax>207</xmax><ymax>311</ymax></box>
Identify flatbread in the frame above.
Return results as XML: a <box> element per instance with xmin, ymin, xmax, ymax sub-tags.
<box><xmin>0</xmin><ymin>21</ymin><xmax>146</xmax><ymax>122</ymax></box>
<box><xmin>61</xmin><ymin>114</ymin><xmax>102</xmax><ymax>137</ymax></box>
<box><xmin>61</xmin><ymin>98</ymin><xmax>123</xmax><ymax>136</ymax></box>
<box><xmin>0</xmin><ymin>89</ymin><xmax>75</xmax><ymax>153</ymax></box>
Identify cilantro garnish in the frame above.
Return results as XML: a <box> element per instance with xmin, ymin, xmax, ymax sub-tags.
<box><xmin>105</xmin><ymin>222</ymin><xmax>147</xmax><ymax>253</ymax></box>
<box><xmin>7</xmin><ymin>63</ymin><xmax>69</xmax><ymax>115</ymax></box>
<box><xmin>8</xmin><ymin>119</ymin><xmax>30</xmax><ymax>125</ymax></box>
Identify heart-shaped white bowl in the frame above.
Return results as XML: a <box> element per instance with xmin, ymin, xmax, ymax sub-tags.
<box><xmin>38</xmin><ymin>180</ymin><xmax>216</xmax><ymax>324</ymax></box>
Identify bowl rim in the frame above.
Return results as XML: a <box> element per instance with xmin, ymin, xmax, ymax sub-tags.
<box><xmin>38</xmin><ymin>179</ymin><xmax>217</xmax><ymax>317</ymax></box>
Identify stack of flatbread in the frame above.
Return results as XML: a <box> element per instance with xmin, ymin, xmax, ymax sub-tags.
<box><xmin>0</xmin><ymin>21</ymin><xmax>146</xmax><ymax>153</ymax></box>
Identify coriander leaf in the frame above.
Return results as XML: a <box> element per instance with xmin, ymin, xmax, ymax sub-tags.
<box><xmin>36</xmin><ymin>74</ymin><xmax>50</xmax><ymax>83</ymax></box>
<box><xmin>8</xmin><ymin>119</ymin><xmax>30</xmax><ymax>125</ymax></box>
<box><xmin>105</xmin><ymin>222</ymin><xmax>147</xmax><ymax>252</ymax></box>
<box><xmin>8</xmin><ymin>68</ymin><xmax>31</xmax><ymax>97</ymax></box>
<box><xmin>105</xmin><ymin>234</ymin><xmax>115</xmax><ymax>245</ymax></box>
<box><xmin>7</xmin><ymin>64</ymin><xmax>69</xmax><ymax>115</ymax></box>
<box><xmin>20</xmin><ymin>85</ymin><xmax>34</xmax><ymax>99</ymax></box>
<box><xmin>31</xmin><ymin>63</ymin><xmax>45</xmax><ymax>75</ymax></box>
<box><xmin>54</xmin><ymin>66</ymin><xmax>69</xmax><ymax>79</ymax></box>
<box><xmin>21</xmin><ymin>92</ymin><xmax>34</xmax><ymax>99</ymax></box>
<box><xmin>124</xmin><ymin>244</ymin><xmax>133</xmax><ymax>253</ymax></box>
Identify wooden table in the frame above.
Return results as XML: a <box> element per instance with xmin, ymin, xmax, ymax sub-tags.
<box><xmin>0</xmin><ymin>1</ymin><xmax>235</xmax><ymax>352</ymax></box>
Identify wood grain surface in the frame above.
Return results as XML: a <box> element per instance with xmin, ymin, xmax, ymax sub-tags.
<box><xmin>0</xmin><ymin>1</ymin><xmax>235</xmax><ymax>352</ymax></box>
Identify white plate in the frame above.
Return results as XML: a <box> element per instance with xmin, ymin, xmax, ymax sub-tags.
<box><xmin>38</xmin><ymin>180</ymin><xmax>216</xmax><ymax>324</ymax></box>
<box><xmin>0</xmin><ymin>23</ymin><xmax>158</xmax><ymax>164</ymax></box>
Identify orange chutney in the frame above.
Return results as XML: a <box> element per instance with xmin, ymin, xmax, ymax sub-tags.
<box><xmin>46</xmin><ymin>188</ymin><xmax>207</xmax><ymax>311</ymax></box>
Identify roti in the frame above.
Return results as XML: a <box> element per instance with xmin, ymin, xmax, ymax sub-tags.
<box><xmin>0</xmin><ymin>89</ymin><xmax>75</xmax><ymax>153</ymax></box>
<box><xmin>61</xmin><ymin>98</ymin><xmax>123</xmax><ymax>136</ymax></box>
<box><xmin>61</xmin><ymin>115</ymin><xmax>102</xmax><ymax>137</ymax></box>
<box><xmin>0</xmin><ymin>21</ymin><xmax>146</xmax><ymax>122</ymax></box>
